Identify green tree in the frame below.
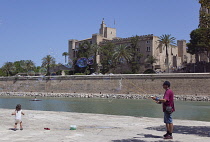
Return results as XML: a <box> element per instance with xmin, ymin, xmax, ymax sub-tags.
<box><xmin>17</xmin><ymin>60</ymin><xmax>35</xmax><ymax>72</ymax></box>
<box><xmin>199</xmin><ymin>0</ymin><xmax>210</xmax><ymax>7</ymax></box>
<box><xmin>42</xmin><ymin>55</ymin><xmax>56</xmax><ymax>75</ymax></box>
<box><xmin>113</xmin><ymin>44</ymin><xmax>132</xmax><ymax>64</ymax></box>
<box><xmin>129</xmin><ymin>35</ymin><xmax>143</xmax><ymax>73</ymax></box>
<box><xmin>146</xmin><ymin>55</ymin><xmax>158</xmax><ymax>70</ymax></box>
<box><xmin>74</xmin><ymin>41</ymin><xmax>99</xmax><ymax>74</ymax></box>
<box><xmin>187</xmin><ymin>28</ymin><xmax>210</xmax><ymax>62</ymax></box>
<box><xmin>13</xmin><ymin>61</ymin><xmax>26</xmax><ymax>75</ymax></box>
<box><xmin>34</xmin><ymin>66</ymin><xmax>41</xmax><ymax>73</ymax></box>
<box><xmin>100</xmin><ymin>42</ymin><xmax>115</xmax><ymax>74</ymax></box>
<box><xmin>25</xmin><ymin>60</ymin><xmax>35</xmax><ymax>71</ymax></box>
<box><xmin>62</xmin><ymin>52</ymin><xmax>69</xmax><ymax>63</ymax></box>
<box><xmin>199</xmin><ymin>0</ymin><xmax>210</xmax><ymax>28</ymax></box>
<box><xmin>77</xmin><ymin>40</ymin><xmax>91</xmax><ymax>58</ymax></box>
<box><xmin>158</xmin><ymin>34</ymin><xmax>176</xmax><ymax>73</ymax></box>
<box><xmin>0</xmin><ymin>68</ymin><xmax>6</xmax><ymax>76</ymax></box>
<box><xmin>1</xmin><ymin>62</ymin><xmax>16</xmax><ymax>76</ymax></box>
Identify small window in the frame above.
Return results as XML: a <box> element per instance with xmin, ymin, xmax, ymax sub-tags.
<box><xmin>111</xmin><ymin>32</ymin><xmax>112</xmax><ymax>34</ymax></box>
<box><xmin>146</xmin><ymin>47</ymin><xmax>151</xmax><ymax>52</ymax></box>
<box><xmin>146</xmin><ymin>41</ymin><xmax>150</xmax><ymax>44</ymax></box>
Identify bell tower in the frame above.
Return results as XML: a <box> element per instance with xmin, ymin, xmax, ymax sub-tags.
<box><xmin>99</xmin><ymin>18</ymin><xmax>116</xmax><ymax>39</ymax></box>
<box><xmin>99</xmin><ymin>18</ymin><xmax>106</xmax><ymax>37</ymax></box>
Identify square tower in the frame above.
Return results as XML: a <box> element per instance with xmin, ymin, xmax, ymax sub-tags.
<box><xmin>99</xmin><ymin>19</ymin><xmax>116</xmax><ymax>40</ymax></box>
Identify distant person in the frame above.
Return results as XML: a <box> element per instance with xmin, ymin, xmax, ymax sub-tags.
<box><xmin>12</xmin><ymin>104</ymin><xmax>25</xmax><ymax>131</ymax></box>
<box><xmin>151</xmin><ymin>81</ymin><xmax>175</xmax><ymax>139</ymax></box>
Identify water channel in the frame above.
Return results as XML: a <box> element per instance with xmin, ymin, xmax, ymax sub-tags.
<box><xmin>0</xmin><ymin>96</ymin><xmax>210</xmax><ymax>122</ymax></box>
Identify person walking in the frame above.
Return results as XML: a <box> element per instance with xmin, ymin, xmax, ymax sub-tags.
<box><xmin>151</xmin><ymin>81</ymin><xmax>175</xmax><ymax>139</ymax></box>
<box><xmin>12</xmin><ymin>104</ymin><xmax>25</xmax><ymax>131</ymax></box>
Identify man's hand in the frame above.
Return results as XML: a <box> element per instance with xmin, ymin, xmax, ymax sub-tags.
<box><xmin>156</xmin><ymin>101</ymin><xmax>162</xmax><ymax>104</ymax></box>
<box><xmin>150</xmin><ymin>96</ymin><xmax>156</xmax><ymax>100</ymax></box>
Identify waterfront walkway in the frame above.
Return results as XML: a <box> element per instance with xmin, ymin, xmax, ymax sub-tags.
<box><xmin>0</xmin><ymin>109</ymin><xmax>210</xmax><ymax>142</ymax></box>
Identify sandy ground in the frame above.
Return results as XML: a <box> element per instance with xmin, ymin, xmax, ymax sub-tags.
<box><xmin>0</xmin><ymin>109</ymin><xmax>210</xmax><ymax>142</ymax></box>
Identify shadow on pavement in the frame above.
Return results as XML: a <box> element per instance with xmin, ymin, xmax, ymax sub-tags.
<box><xmin>146</xmin><ymin>125</ymin><xmax>210</xmax><ymax>137</ymax></box>
<box><xmin>112</xmin><ymin>133</ymin><xmax>180</xmax><ymax>142</ymax></box>
<box><xmin>112</xmin><ymin>139</ymin><xmax>146</xmax><ymax>142</ymax></box>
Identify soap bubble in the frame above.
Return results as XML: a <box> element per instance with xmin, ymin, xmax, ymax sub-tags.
<box><xmin>10</xmin><ymin>66</ymin><xmax>16</xmax><ymax>73</ymax></box>
<box><xmin>37</xmin><ymin>76</ymin><xmax>44</xmax><ymax>82</ymax></box>
<box><xmin>64</xmin><ymin>59</ymin><xmax>73</xmax><ymax>69</ymax></box>
<box><xmin>25</xmin><ymin>60</ymin><xmax>34</xmax><ymax>69</ymax></box>
<box><xmin>76</xmin><ymin>57</ymin><xmax>88</xmax><ymax>68</ymax></box>
<box><xmin>21</xmin><ymin>60</ymin><xmax>34</xmax><ymax>70</ymax></box>
<box><xmin>108</xmin><ymin>60</ymin><xmax>112</xmax><ymax>65</ymax></box>
<box><xmin>50</xmin><ymin>72</ymin><xmax>57</xmax><ymax>80</ymax></box>
<box><xmin>39</xmin><ymin>67</ymin><xmax>47</xmax><ymax>76</ymax></box>
<box><xmin>119</xmin><ymin>57</ymin><xmax>126</xmax><ymax>63</ymax></box>
<box><xmin>87</xmin><ymin>57</ymin><xmax>94</xmax><ymax>65</ymax></box>
<box><xmin>27</xmin><ymin>70</ymin><xmax>35</xmax><ymax>76</ymax></box>
<box><xmin>51</xmin><ymin>72</ymin><xmax>56</xmax><ymax>76</ymax></box>
<box><xmin>83</xmin><ymin>45</ymin><xmax>88</xmax><ymax>49</ymax></box>
<box><xmin>20</xmin><ymin>60</ymin><xmax>26</xmax><ymax>69</ymax></box>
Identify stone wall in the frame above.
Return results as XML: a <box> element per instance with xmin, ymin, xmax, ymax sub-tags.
<box><xmin>0</xmin><ymin>73</ymin><xmax>210</xmax><ymax>96</ymax></box>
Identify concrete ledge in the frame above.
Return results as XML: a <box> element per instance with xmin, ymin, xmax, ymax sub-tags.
<box><xmin>1</xmin><ymin>73</ymin><xmax>210</xmax><ymax>81</ymax></box>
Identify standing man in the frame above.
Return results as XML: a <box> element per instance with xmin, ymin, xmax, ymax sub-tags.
<box><xmin>151</xmin><ymin>81</ymin><xmax>175</xmax><ymax>139</ymax></box>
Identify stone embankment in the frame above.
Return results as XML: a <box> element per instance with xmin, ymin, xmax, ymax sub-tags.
<box><xmin>1</xmin><ymin>92</ymin><xmax>210</xmax><ymax>101</ymax></box>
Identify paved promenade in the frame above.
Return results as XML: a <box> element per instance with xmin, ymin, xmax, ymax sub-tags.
<box><xmin>1</xmin><ymin>109</ymin><xmax>210</xmax><ymax>142</ymax></box>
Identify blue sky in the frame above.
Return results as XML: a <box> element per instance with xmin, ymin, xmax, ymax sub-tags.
<box><xmin>0</xmin><ymin>0</ymin><xmax>200</xmax><ymax>67</ymax></box>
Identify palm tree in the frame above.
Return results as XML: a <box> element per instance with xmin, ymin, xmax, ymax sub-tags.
<box><xmin>62</xmin><ymin>52</ymin><xmax>69</xmax><ymax>63</ymax></box>
<box><xmin>42</xmin><ymin>55</ymin><xmax>56</xmax><ymax>75</ymax></box>
<box><xmin>158</xmin><ymin>34</ymin><xmax>176</xmax><ymax>73</ymax></box>
<box><xmin>25</xmin><ymin>60</ymin><xmax>35</xmax><ymax>71</ymax></box>
<box><xmin>113</xmin><ymin>44</ymin><xmax>132</xmax><ymax>64</ymax></box>
<box><xmin>1</xmin><ymin>62</ymin><xmax>16</xmax><ymax>76</ymax></box>
<box><xmin>146</xmin><ymin>55</ymin><xmax>158</xmax><ymax>70</ymax></box>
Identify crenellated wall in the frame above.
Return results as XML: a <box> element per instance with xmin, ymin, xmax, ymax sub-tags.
<box><xmin>0</xmin><ymin>73</ymin><xmax>210</xmax><ymax>96</ymax></box>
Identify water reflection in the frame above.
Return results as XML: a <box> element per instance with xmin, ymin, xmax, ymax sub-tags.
<box><xmin>0</xmin><ymin>96</ymin><xmax>210</xmax><ymax>122</ymax></box>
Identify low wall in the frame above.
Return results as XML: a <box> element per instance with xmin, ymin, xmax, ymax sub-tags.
<box><xmin>0</xmin><ymin>73</ymin><xmax>210</xmax><ymax>96</ymax></box>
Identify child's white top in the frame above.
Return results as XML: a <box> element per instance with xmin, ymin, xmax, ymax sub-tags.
<box><xmin>15</xmin><ymin>110</ymin><xmax>22</xmax><ymax>120</ymax></box>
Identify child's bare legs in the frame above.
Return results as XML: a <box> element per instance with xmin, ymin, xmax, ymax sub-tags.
<box><xmin>13</xmin><ymin>123</ymin><xmax>18</xmax><ymax>131</ymax></box>
<box><xmin>20</xmin><ymin>121</ymin><xmax>23</xmax><ymax>130</ymax></box>
<box><xmin>14</xmin><ymin>123</ymin><xmax>17</xmax><ymax>129</ymax></box>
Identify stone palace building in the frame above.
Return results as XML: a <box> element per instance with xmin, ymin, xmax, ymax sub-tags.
<box><xmin>68</xmin><ymin>20</ymin><xmax>194</xmax><ymax>73</ymax></box>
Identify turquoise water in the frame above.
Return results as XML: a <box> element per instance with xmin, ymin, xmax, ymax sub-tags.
<box><xmin>0</xmin><ymin>96</ymin><xmax>210</xmax><ymax>122</ymax></box>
